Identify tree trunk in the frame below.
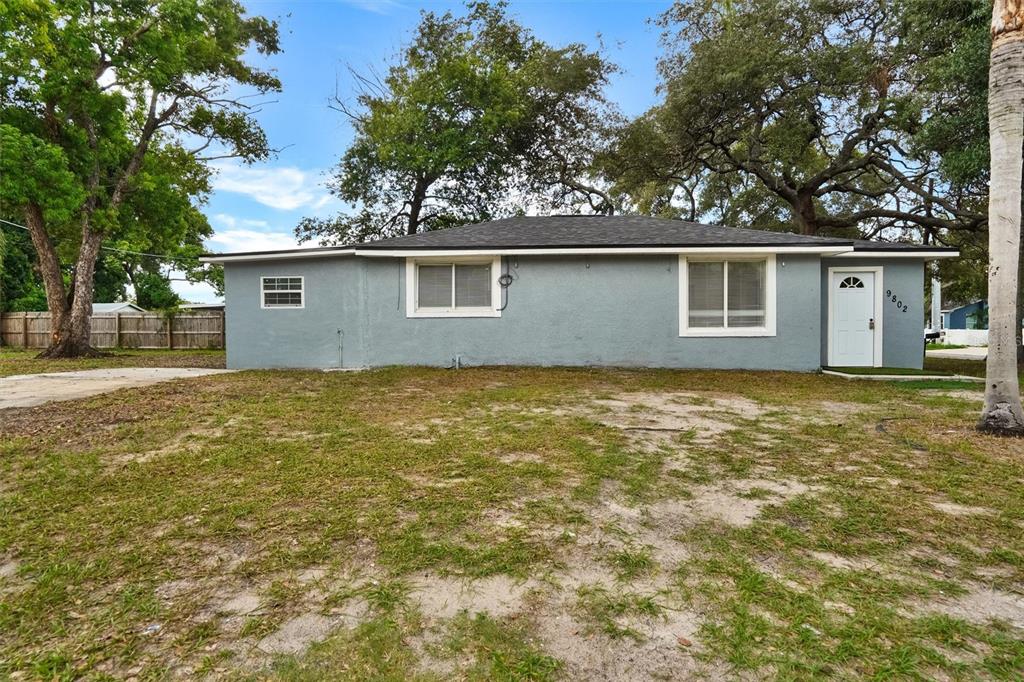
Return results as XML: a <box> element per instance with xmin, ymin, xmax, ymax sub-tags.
<box><xmin>1018</xmin><ymin>236</ymin><xmax>1024</xmax><ymax>363</ymax></box>
<box><xmin>23</xmin><ymin>204</ymin><xmax>71</xmax><ymax>337</ymax></box>
<box><xmin>26</xmin><ymin>206</ymin><xmax>106</xmax><ymax>358</ymax></box>
<box><xmin>979</xmin><ymin>0</ymin><xmax>1024</xmax><ymax>435</ymax></box>
<box><xmin>406</xmin><ymin>176</ymin><xmax>428</xmax><ymax>235</ymax></box>
<box><xmin>792</xmin><ymin>192</ymin><xmax>819</xmax><ymax>235</ymax></box>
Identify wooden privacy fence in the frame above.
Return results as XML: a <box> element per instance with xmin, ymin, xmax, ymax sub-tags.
<box><xmin>0</xmin><ymin>312</ymin><xmax>225</xmax><ymax>350</ymax></box>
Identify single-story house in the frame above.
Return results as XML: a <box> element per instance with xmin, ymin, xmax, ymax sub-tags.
<box><xmin>200</xmin><ymin>216</ymin><xmax>957</xmax><ymax>371</ymax></box>
<box><xmin>92</xmin><ymin>302</ymin><xmax>147</xmax><ymax>314</ymax></box>
<box><xmin>941</xmin><ymin>300</ymin><xmax>987</xmax><ymax>330</ymax></box>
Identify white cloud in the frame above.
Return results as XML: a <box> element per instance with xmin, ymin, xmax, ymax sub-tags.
<box><xmin>210</xmin><ymin>162</ymin><xmax>332</xmax><ymax>211</ymax></box>
<box><xmin>310</xmin><ymin>194</ymin><xmax>334</xmax><ymax>211</ymax></box>
<box><xmin>212</xmin><ymin>213</ymin><xmax>269</xmax><ymax>229</ymax></box>
<box><xmin>206</xmin><ymin>229</ymin><xmax>304</xmax><ymax>253</ymax></box>
<box><xmin>339</xmin><ymin>0</ymin><xmax>404</xmax><ymax>15</ymax></box>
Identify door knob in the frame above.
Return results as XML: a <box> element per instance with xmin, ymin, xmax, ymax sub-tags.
<box><xmin>868</xmin><ymin>318</ymin><xmax>875</xmax><ymax>330</ymax></box>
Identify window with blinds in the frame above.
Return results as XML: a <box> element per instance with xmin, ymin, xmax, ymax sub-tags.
<box><xmin>685</xmin><ymin>259</ymin><xmax>767</xmax><ymax>331</ymax></box>
<box><xmin>416</xmin><ymin>263</ymin><xmax>492</xmax><ymax>311</ymax></box>
<box><xmin>261</xmin><ymin>276</ymin><xmax>304</xmax><ymax>308</ymax></box>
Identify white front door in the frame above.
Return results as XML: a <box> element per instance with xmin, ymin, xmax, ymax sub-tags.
<box><xmin>831</xmin><ymin>271</ymin><xmax>876</xmax><ymax>367</ymax></box>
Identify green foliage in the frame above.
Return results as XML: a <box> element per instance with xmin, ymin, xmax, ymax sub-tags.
<box><xmin>92</xmin><ymin>255</ymin><xmax>130</xmax><ymax>304</ymax></box>
<box><xmin>0</xmin><ymin>125</ymin><xmax>84</xmax><ymax>233</ymax></box>
<box><xmin>899</xmin><ymin>0</ymin><xmax>990</xmax><ymax>302</ymax></box>
<box><xmin>0</xmin><ymin>0</ymin><xmax>280</xmax><ymax>334</ymax></box>
<box><xmin>901</xmin><ymin>0</ymin><xmax>990</xmax><ymax>193</ymax></box>
<box><xmin>132</xmin><ymin>271</ymin><xmax>182</xmax><ymax>310</ymax></box>
<box><xmin>0</xmin><ymin>227</ymin><xmax>47</xmax><ymax>311</ymax></box>
<box><xmin>298</xmin><ymin>1</ymin><xmax>617</xmax><ymax>244</ymax></box>
<box><xmin>602</xmin><ymin>0</ymin><xmax>986</xmax><ymax>241</ymax></box>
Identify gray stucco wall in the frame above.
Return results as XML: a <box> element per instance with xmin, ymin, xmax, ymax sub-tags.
<box><xmin>819</xmin><ymin>258</ymin><xmax>925</xmax><ymax>369</ymax></box>
<box><xmin>224</xmin><ymin>257</ymin><xmax>367</xmax><ymax>369</ymax></box>
<box><xmin>225</xmin><ymin>253</ymin><xmax>825</xmax><ymax>371</ymax></box>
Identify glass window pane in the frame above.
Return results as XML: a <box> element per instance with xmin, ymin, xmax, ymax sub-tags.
<box><xmin>264</xmin><ymin>291</ymin><xmax>301</xmax><ymax>306</ymax></box>
<box><xmin>454</xmin><ymin>264</ymin><xmax>491</xmax><ymax>308</ymax></box>
<box><xmin>727</xmin><ymin>261</ymin><xmax>766</xmax><ymax>327</ymax></box>
<box><xmin>688</xmin><ymin>261</ymin><xmax>724</xmax><ymax>328</ymax></box>
<box><xmin>418</xmin><ymin>265</ymin><xmax>452</xmax><ymax>308</ymax></box>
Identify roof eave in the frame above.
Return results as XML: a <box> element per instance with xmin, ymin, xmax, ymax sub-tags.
<box><xmin>355</xmin><ymin>245</ymin><xmax>855</xmax><ymax>257</ymax></box>
<box><xmin>837</xmin><ymin>249</ymin><xmax>960</xmax><ymax>260</ymax></box>
<box><xmin>199</xmin><ymin>248</ymin><xmax>356</xmax><ymax>264</ymax></box>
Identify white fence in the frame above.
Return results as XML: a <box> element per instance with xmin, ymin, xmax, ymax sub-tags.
<box><xmin>943</xmin><ymin>329</ymin><xmax>989</xmax><ymax>347</ymax></box>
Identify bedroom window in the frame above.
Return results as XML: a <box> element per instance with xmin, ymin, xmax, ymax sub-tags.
<box><xmin>407</xmin><ymin>257</ymin><xmax>501</xmax><ymax>318</ymax></box>
<box><xmin>261</xmin><ymin>276</ymin><xmax>304</xmax><ymax>308</ymax></box>
<box><xmin>679</xmin><ymin>256</ymin><xmax>776</xmax><ymax>336</ymax></box>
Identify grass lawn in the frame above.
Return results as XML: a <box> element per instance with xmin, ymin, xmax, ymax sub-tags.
<box><xmin>923</xmin><ymin>356</ymin><xmax>1021</xmax><ymax>382</ymax></box>
<box><xmin>1</xmin><ymin>364</ymin><xmax>1022</xmax><ymax>680</ymax></box>
<box><xmin>0</xmin><ymin>348</ymin><xmax>225</xmax><ymax>378</ymax></box>
<box><xmin>926</xmin><ymin>343</ymin><xmax>969</xmax><ymax>351</ymax></box>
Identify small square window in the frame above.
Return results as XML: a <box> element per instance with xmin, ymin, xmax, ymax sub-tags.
<box><xmin>261</xmin><ymin>276</ymin><xmax>304</xmax><ymax>308</ymax></box>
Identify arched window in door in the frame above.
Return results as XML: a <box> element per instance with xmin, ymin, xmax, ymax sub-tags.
<box><xmin>839</xmin><ymin>276</ymin><xmax>865</xmax><ymax>289</ymax></box>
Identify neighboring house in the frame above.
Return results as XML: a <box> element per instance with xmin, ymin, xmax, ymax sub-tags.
<box><xmin>201</xmin><ymin>216</ymin><xmax>957</xmax><ymax>371</ymax></box>
<box><xmin>941</xmin><ymin>300</ymin><xmax>988</xmax><ymax>330</ymax></box>
<box><xmin>178</xmin><ymin>303</ymin><xmax>225</xmax><ymax>312</ymax></box>
<box><xmin>92</xmin><ymin>302</ymin><xmax>147</xmax><ymax>314</ymax></box>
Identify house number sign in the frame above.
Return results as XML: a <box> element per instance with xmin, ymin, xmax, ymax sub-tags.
<box><xmin>886</xmin><ymin>289</ymin><xmax>908</xmax><ymax>313</ymax></box>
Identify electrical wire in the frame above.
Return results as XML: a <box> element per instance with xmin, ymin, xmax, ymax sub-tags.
<box><xmin>0</xmin><ymin>217</ymin><xmax>206</xmax><ymax>265</ymax></box>
<box><xmin>496</xmin><ymin>256</ymin><xmax>514</xmax><ymax>312</ymax></box>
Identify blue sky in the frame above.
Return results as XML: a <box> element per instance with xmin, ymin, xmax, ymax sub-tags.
<box><xmin>178</xmin><ymin>0</ymin><xmax>670</xmax><ymax>302</ymax></box>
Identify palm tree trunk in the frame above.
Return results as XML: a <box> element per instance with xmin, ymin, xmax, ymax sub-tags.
<box><xmin>1018</xmin><ymin>236</ymin><xmax>1024</xmax><ymax>362</ymax></box>
<box><xmin>979</xmin><ymin>0</ymin><xmax>1024</xmax><ymax>435</ymax></box>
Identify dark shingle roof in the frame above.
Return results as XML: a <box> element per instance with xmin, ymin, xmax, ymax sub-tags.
<box><xmin>847</xmin><ymin>239</ymin><xmax>953</xmax><ymax>252</ymax></box>
<box><xmin>202</xmin><ymin>216</ymin><xmax>959</xmax><ymax>259</ymax></box>
<box><xmin>357</xmin><ymin>215</ymin><xmax>852</xmax><ymax>250</ymax></box>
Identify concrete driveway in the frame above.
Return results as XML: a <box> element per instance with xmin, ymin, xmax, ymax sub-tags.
<box><xmin>927</xmin><ymin>347</ymin><xmax>988</xmax><ymax>361</ymax></box>
<box><xmin>0</xmin><ymin>368</ymin><xmax>234</xmax><ymax>410</ymax></box>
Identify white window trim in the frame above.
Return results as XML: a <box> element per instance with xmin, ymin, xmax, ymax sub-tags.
<box><xmin>678</xmin><ymin>254</ymin><xmax>776</xmax><ymax>337</ymax></box>
<box><xmin>261</xmin><ymin>275</ymin><xmax>305</xmax><ymax>309</ymax></box>
<box><xmin>826</xmin><ymin>266</ymin><xmax>884</xmax><ymax>368</ymax></box>
<box><xmin>405</xmin><ymin>256</ymin><xmax>502</xmax><ymax>318</ymax></box>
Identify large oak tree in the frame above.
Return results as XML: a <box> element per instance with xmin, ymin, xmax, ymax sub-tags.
<box><xmin>603</xmin><ymin>0</ymin><xmax>986</xmax><ymax>239</ymax></box>
<box><xmin>296</xmin><ymin>1</ymin><xmax>617</xmax><ymax>245</ymax></box>
<box><xmin>0</xmin><ymin>0</ymin><xmax>280</xmax><ymax>357</ymax></box>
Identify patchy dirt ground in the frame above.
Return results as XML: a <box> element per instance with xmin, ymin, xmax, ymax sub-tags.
<box><xmin>1</xmin><ymin>367</ymin><xmax>1021</xmax><ymax>680</ymax></box>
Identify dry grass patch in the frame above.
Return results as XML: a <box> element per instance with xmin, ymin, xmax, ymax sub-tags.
<box><xmin>1</xmin><ymin>365</ymin><xmax>1022</xmax><ymax>680</ymax></box>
